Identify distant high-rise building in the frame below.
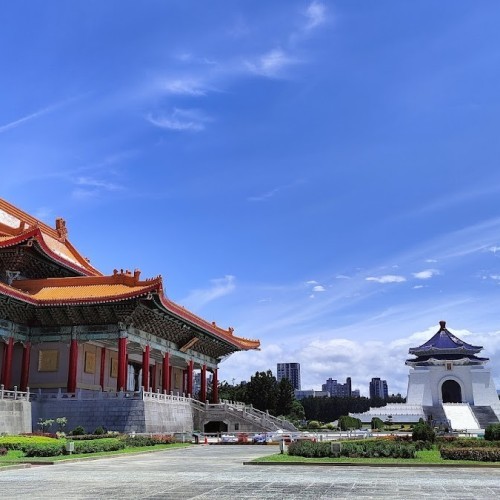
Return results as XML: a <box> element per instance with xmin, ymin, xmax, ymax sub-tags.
<box><xmin>369</xmin><ymin>377</ymin><xmax>388</xmax><ymax>400</ymax></box>
<box><xmin>322</xmin><ymin>377</ymin><xmax>352</xmax><ymax>397</ymax></box>
<box><xmin>277</xmin><ymin>363</ymin><xmax>301</xmax><ymax>390</ymax></box>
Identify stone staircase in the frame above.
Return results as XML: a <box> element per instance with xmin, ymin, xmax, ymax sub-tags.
<box><xmin>442</xmin><ymin>403</ymin><xmax>481</xmax><ymax>432</ymax></box>
<box><xmin>470</xmin><ymin>406</ymin><xmax>499</xmax><ymax>429</ymax></box>
<box><xmin>191</xmin><ymin>399</ymin><xmax>297</xmax><ymax>433</ymax></box>
<box><xmin>422</xmin><ymin>405</ymin><xmax>449</xmax><ymax>428</ymax></box>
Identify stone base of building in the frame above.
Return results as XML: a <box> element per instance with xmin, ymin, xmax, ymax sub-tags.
<box><xmin>31</xmin><ymin>391</ymin><xmax>194</xmax><ymax>434</ymax></box>
<box><xmin>0</xmin><ymin>400</ymin><xmax>32</xmax><ymax>434</ymax></box>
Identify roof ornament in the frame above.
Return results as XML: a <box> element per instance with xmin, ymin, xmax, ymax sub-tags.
<box><xmin>439</xmin><ymin>320</ymin><xmax>446</xmax><ymax>330</ymax></box>
<box><xmin>55</xmin><ymin>218</ymin><xmax>68</xmax><ymax>242</ymax></box>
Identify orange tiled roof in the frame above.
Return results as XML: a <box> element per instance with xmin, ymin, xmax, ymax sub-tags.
<box><xmin>4</xmin><ymin>270</ymin><xmax>260</xmax><ymax>351</ymax></box>
<box><xmin>0</xmin><ymin>198</ymin><xmax>101</xmax><ymax>276</ymax></box>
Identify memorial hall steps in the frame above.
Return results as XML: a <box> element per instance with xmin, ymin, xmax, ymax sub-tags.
<box><xmin>470</xmin><ymin>406</ymin><xmax>499</xmax><ymax>428</ymax></box>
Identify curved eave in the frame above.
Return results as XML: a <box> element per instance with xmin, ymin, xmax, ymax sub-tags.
<box><xmin>0</xmin><ymin>229</ymin><xmax>101</xmax><ymax>277</ymax></box>
<box><xmin>155</xmin><ymin>294</ymin><xmax>260</xmax><ymax>351</ymax></box>
<box><xmin>0</xmin><ymin>281</ymin><xmax>161</xmax><ymax>306</ymax></box>
<box><xmin>405</xmin><ymin>355</ymin><xmax>488</xmax><ymax>366</ymax></box>
<box><xmin>409</xmin><ymin>346</ymin><xmax>482</xmax><ymax>357</ymax></box>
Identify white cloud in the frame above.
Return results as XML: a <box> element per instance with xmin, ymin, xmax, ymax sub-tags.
<box><xmin>412</xmin><ymin>269</ymin><xmax>439</xmax><ymax>280</ymax></box>
<box><xmin>312</xmin><ymin>285</ymin><xmax>326</xmax><ymax>292</ymax></box>
<box><xmin>76</xmin><ymin>177</ymin><xmax>122</xmax><ymax>191</ymax></box>
<box><xmin>488</xmin><ymin>246</ymin><xmax>500</xmax><ymax>254</ymax></box>
<box><xmin>304</xmin><ymin>1</ymin><xmax>327</xmax><ymax>31</ymax></box>
<box><xmin>245</xmin><ymin>48</ymin><xmax>298</xmax><ymax>78</ymax></box>
<box><xmin>413</xmin><ymin>285</ymin><xmax>425</xmax><ymax>289</ymax></box>
<box><xmin>181</xmin><ymin>275</ymin><xmax>236</xmax><ymax>310</ymax></box>
<box><xmin>162</xmin><ymin>79</ymin><xmax>209</xmax><ymax>96</ymax></box>
<box><xmin>305</xmin><ymin>280</ymin><xmax>318</xmax><ymax>285</ymax></box>
<box><xmin>425</xmin><ymin>259</ymin><xmax>438</xmax><ymax>263</ymax></box>
<box><xmin>490</xmin><ymin>275</ymin><xmax>500</xmax><ymax>281</ymax></box>
<box><xmin>365</xmin><ymin>275</ymin><xmax>406</xmax><ymax>284</ymax></box>
<box><xmin>335</xmin><ymin>274</ymin><xmax>351</xmax><ymax>279</ymax></box>
<box><xmin>146</xmin><ymin>108</ymin><xmax>211</xmax><ymax>132</ymax></box>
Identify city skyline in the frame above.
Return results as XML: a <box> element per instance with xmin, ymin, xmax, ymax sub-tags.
<box><xmin>2</xmin><ymin>2</ymin><xmax>500</xmax><ymax>396</ymax></box>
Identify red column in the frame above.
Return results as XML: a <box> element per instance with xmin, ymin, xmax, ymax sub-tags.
<box><xmin>211</xmin><ymin>368</ymin><xmax>219</xmax><ymax>404</ymax></box>
<box><xmin>67</xmin><ymin>338</ymin><xmax>78</xmax><ymax>393</ymax></box>
<box><xmin>20</xmin><ymin>341</ymin><xmax>31</xmax><ymax>392</ymax></box>
<box><xmin>187</xmin><ymin>360</ymin><xmax>194</xmax><ymax>396</ymax></box>
<box><xmin>200</xmin><ymin>364</ymin><xmax>207</xmax><ymax>401</ymax></box>
<box><xmin>162</xmin><ymin>353</ymin><xmax>170</xmax><ymax>393</ymax></box>
<box><xmin>99</xmin><ymin>347</ymin><xmax>106</xmax><ymax>390</ymax></box>
<box><xmin>125</xmin><ymin>354</ymin><xmax>129</xmax><ymax>390</ymax></box>
<box><xmin>117</xmin><ymin>336</ymin><xmax>127</xmax><ymax>391</ymax></box>
<box><xmin>2</xmin><ymin>337</ymin><xmax>14</xmax><ymax>390</ymax></box>
<box><xmin>142</xmin><ymin>345</ymin><xmax>150</xmax><ymax>391</ymax></box>
<box><xmin>182</xmin><ymin>369</ymin><xmax>187</xmax><ymax>394</ymax></box>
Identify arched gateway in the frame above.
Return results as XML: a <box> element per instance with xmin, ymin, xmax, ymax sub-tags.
<box><xmin>441</xmin><ymin>380</ymin><xmax>462</xmax><ymax>403</ymax></box>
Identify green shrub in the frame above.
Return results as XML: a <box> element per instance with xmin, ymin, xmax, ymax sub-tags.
<box><xmin>0</xmin><ymin>436</ymin><xmax>60</xmax><ymax>451</ymax></box>
<box><xmin>412</xmin><ymin>422</ymin><xmax>435</xmax><ymax>443</ymax></box>
<box><xmin>371</xmin><ymin>417</ymin><xmax>384</xmax><ymax>430</ymax></box>
<box><xmin>71</xmin><ymin>426</ymin><xmax>85</xmax><ymax>436</ymax></box>
<box><xmin>23</xmin><ymin>442</ymin><xmax>64</xmax><ymax>457</ymax></box>
<box><xmin>440</xmin><ymin>447</ymin><xmax>500</xmax><ymax>462</ymax></box>
<box><xmin>122</xmin><ymin>434</ymin><xmax>175</xmax><ymax>447</ymax></box>
<box><xmin>307</xmin><ymin>420</ymin><xmax>321</xmax><ymax>430</ymax></box>
<box><xmin>72</xmin><ymin>438</ymin><xmax>125</xmax><ymax>454</ymax></box>
<box><xmin>338</xmin><ymin>416</ymin><xmax>362</xmax><ymax>431</ymax></box>
<box><xmin>439</xmin><ymin>437</ymin><xmax>500</xmax><ymax>448</ymax></box>
<box><xmin>94</xmin><ymin>426</ymin><xmax>107</xmax><ymax>435</ymax></box>
<box><xmin>485</xmin><ymin>424</ymin><xmax>500</xmax><ymax>441</ymax></box>
<box><xmin>288</xmin><ymin>439</ymin><xmax>416</xmax><ymax>459</ymax></box>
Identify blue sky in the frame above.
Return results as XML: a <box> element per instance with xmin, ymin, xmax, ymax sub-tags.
<box><xmin>2</xmin><ymin>1</ymin><xmax>500</xmax><ymax>396</ymax></box>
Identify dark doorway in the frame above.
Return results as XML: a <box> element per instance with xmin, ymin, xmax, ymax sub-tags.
<box><xmin>442</xmin><ymin>380</ymin><xmax>462</xmax><ymax>403</ymax></box>
<box><xmin>204</xmin><ymin>421</ymin><xmax>228</xmax><ymax>433</ymax></box>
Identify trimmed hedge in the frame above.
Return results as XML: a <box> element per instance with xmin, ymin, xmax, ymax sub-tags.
<box><xmin>439</xmin><ymin>438</ymin><xmax>500</xmax><ymax>449</ymax></box>
<box><xmin>288</xmin><ymin>439</ymin><xmax>416</xmax><ymax>459</ymax></box>
<box><xmin>440</xmin><ymin>447</ymin><xmax>500</xmax><ymax>462</ymax></box>
<box><xmin>122</xmin><ymin>435</ymin><xmax>176</xmax><ymax>447</ymax></box>
<box><xmin>485</xmin><ymin>424</ymin><xmax>500</xmax><ymax>441</ymax></box>
<box><xmin>24</xmin><ymin>442</ymin><xmax>64</xmax><ymax>457</ymax></box>
<box><xmin>0</xmin><ymin>436</ymin><xmax>60</xmax><ymax>451</ymax></box>
<box><xmin>73</xmin><ymin>438</ymin><xmax>125</xmax><ymax>454</ymax></box>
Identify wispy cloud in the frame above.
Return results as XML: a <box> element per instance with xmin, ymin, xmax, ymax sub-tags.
<box><xmin>146</xmin><ymin>108</ymin><xmax>211</xmax><ymax>132</ymax></box>
<box><xmin>161</xmin><ymin>78</ymin><xmax>211</xmax><ymax>96</ymax></box>
<box><xmin>366</xmin><ymin>275</ymin><xmax>406</xmax><ymax>284</ymax></box>
<box><xmin>304</xmin><ymin>1</ymin><xmax>327</xmax><ymax>31</ymax></box>
<box><xmin>245</xmin><ymin>48</ymin><xmax>298</xmax><ymax>78</ymax></box>
<box><xmin>247</xmin><ymin>180</ymin><xmax>303</xmax><ymax>202</ymax></box>
<box><xmin>488</xmin><ymin>246</ymin><xmax>500</xmax><ymax>254</ymax></box>
<box><xmin>412</xmin><ymin>269</ymin><xmax>440</xmax><ymax>280</ymax></box>
<box><xmin>181</xmin><ymin>275</ymin><xmax>236</xmax><ymax>310</ymax></box>
<box><xmin>312</xmin><ymin>285</ymin><xmax>326</xmax><ymax>292</ymax></box>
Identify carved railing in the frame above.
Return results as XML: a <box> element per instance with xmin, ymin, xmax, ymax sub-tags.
<box><xmin>0</xmin><ymin>385</ymin><xmax>30</xmax><ymax>401</ymax></box>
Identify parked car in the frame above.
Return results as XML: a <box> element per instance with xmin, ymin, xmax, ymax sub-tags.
<box><xmin>220</xmin><ymin>434</ymin><xmax>238</xmax><ymax>443</ymax></box>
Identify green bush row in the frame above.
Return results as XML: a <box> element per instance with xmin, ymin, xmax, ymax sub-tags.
<box><xmin>288</xmin><ymin>439</ymin><xmax>416</xmax><ymax>459</ymax></box>
<box><xmin>121</xmin><ymin>434</ymin><xmax>176</xmax><ymax>447</ymax></box>
<box><xmin>73</xmin><ymin>438</ymin><xmax>125</xmax><ymax>454</ymax></box>
<box><xmin>438</xmin><ymin>438</ymin><xmax>500</xmax><ymax>448</ymax></box>
<box><xmin>485</xmin><ymin>424</ymin><xmax>500</xmax><ymax>441</ymax></box>
<box><xmin>0</xmin><ymin>436</ymin><xmax>59</xmax><ymax>450</ymax></box>
<box><xmin>440</xmin><ymin>447</ymin><xmax>500</xmax><ymax>462</ymax></box>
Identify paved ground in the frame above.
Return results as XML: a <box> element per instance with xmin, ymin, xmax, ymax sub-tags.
<box><xmin>2</xmin><ymin>445</ymin><xmax>500</xmax><ymax>499</ymax></box>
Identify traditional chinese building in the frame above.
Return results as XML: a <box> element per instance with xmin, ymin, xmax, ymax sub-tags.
<box><xmin>0</xmin><ymin>197</ymin><xmax>261</xmax><ymax>434</ymax></box>
<box><xmin>350</xmin><ymin>321</ymin><xmax>500</xmax><ymax>433</ymax></box>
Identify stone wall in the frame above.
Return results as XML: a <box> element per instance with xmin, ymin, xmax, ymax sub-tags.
<box><xmin>31</xmin><ymin>398</ymin><xmax>193</xmax><ymax>434</ymax></box>
<box><xmin>0</xmin><ymin>400</ymin><xmax>32</xmax><ymax>434</ymax></box>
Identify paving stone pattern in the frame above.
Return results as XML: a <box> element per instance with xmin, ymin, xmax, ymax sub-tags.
<box><xmin>1</xmin><ymin>445</ymin><xmax>500</xmax><ymax>499</ymax></box>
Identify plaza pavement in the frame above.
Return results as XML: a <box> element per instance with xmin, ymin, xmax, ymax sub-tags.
<box><xmin>1</xmin><ymin>445</ymin><xmax>500</xmax><ymax>499</ymax></box>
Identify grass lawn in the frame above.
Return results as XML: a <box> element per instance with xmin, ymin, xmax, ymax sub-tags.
<box><xmin>252</xmin><ymin>448</ymin><xmax>500</xmax><ymax>466</ymax></box>
<box><xmin>0</xmin><ymin>442</ymin><xmax>192</xmax><ymax>464</ymax></box>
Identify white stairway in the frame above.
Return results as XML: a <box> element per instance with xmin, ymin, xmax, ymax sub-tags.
<box><xmin>442</xmin><ymin>403</ymin><xmax>481</xmax><ymax>431</ymax></box>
